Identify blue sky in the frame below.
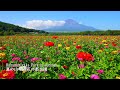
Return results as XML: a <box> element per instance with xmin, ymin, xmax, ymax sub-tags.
<box><xmin>0</xmin><ymin>11</ymin><xmax>120</xmax><ymax>30</ymax></box>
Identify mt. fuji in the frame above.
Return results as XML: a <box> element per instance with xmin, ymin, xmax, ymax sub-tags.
<box><xmin>44</xmin><ymin>19</ymin><xmax>98</xmax><ymax>32</ymax></box>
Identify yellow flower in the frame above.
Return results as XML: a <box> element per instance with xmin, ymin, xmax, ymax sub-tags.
<box><xmin>111</xmin><ymin>51</ymin><xmax>118</xmax><ymax>54</ymax></box>
<box><xmin>98</xmin><ymin>50</ymin><xmax>103</xmax><ymax>53</ymax></box>
<box><xmin>104</xmin><ymin>44</ymin><xmax>108</xmax><ymax>46</ymax></box>
<box><xmin>0</xmin><ymin>52</ymin><xmax>6</xmax><ymax>58</ymax></box>
<box><xmin>102</xmin><ymin>40</ymin><xmax>107</xmax><ymax>43</ymax></box>
<box><xmin>22</xmin><ymin>70</ymin><xmax>27</xmax><ymax>73</ymax></box>
<box><xmin>58</xmin><ymin>44</ymin><xmax>62</xmax><ymax>47</ymax></box>
<box><xmin>66</xmin><ymin>47</ymin><xmax>70</xmax><ymax>50</ymax></box>
<box><xmin>116</xmin><ymin>76</ymin><xmax>120</xmax><ymax>79</ymax></box>
<box><xmin>105</xmin><ymin>52</ymin><xmax>109</xmax><ymax>54</ymax></box>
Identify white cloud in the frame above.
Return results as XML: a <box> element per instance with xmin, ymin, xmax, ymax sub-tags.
<box><xmin>23</xmin><ymin>20</ymin><xmax>65</xmax><ymax>30</ymax></box>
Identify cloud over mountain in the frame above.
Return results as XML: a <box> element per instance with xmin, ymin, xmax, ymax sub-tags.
<box><xmin>44</xmin><ymin>19</ymin><xmax>98</xmax><ymax>32</ymax></box>
<box><xmin>21</xmin><ymin>19</ymin><xmax>98</xmax><ymax>32</ymax></box>
<box><xmin>23</xmin><ymin>20</ymin><xmax>65</xmax><ymax>30</ymax></box>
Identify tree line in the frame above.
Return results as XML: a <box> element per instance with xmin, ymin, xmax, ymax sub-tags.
<box><xmin>48</xmin><ymin>30</ymin><xmax>120</xmax><ymax>36</ymax></box>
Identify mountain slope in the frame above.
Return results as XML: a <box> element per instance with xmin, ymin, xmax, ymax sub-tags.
<box><xmin>0</xmin><ymin>21</ymin><xmax>46</xmax><ymax>33</ymax></box>
<box><xmin>44</xmin><ymin>19</ymin><xmax>98</xmax><ymax>32</ymax></box>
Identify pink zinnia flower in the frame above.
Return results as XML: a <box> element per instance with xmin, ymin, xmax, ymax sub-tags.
<box><xmin>23</xmin><ymin>51</ymin><xmax>27</xmax><ymax>54</ymax></box>
<box><xmin>25</xmin><ymin>55</ymin><xmax>29</xmax><ymax>59</ymax></box>
<box><xmin>78</xmin><ymin>64</ymin><xmax>85</xmax><ymax>68</ymax></box>
<box><xmin>31</xmin><ymin>58</ymin><xmax>39</xmax><ymax>62</ymax></box>
<box><xmin>59</xmin><ymin>74</ymin><xmax>67</xmax><ymax>79</ymax></box>
<box><xmin>105</xmin><ymin>46</ymin><xmax>109</xmax><ymax>48</ymax></box>
<box><xmin>90</xmin><ymin>74</ymin><xmax>100</xmax><ymax>79</ymax></box>
<box><xmin>97</xmin><ymin>69</ymin><xmax>104</xmax><ymax>74</ymax></box>
<box><xmin>12</xmin><ymin>57</ymin><xmax>20</xmax><ymax>61</ymax></box>
<box><xmin>18</xmin><ymin>60</ymin><xmax>23</xmax><ymax>62</ymax></box>
<box><xmin>11</xmin><ymin>54</ymin><xmax>16</xmax><ymax>57</ymax></box>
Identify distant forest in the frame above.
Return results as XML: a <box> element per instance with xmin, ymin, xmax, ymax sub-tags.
<box><xmin>0</xmin><ymin>21</ymin><xmax>120</xmax><ymax>36</ymax></box>
<box><xmin>48</xmin><ymin>30</ymin><xmax>120</xmax><ymax>35</ymax></box>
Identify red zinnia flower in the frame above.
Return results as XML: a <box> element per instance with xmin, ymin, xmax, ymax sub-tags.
<box><xmin>44</xmin><ymin>42</ymin><xmax>54</xmax><ymax>47</ymax></box>
<box><xmin>0</xmin><ymin>70</ymin><xmax>15</xmax><ymax>79</ymax></box>
<box><xmin>71</xmin><ymin>71</ymin><xmax>76</xmax><ymax>76</ymax></box>
<box><xmin>0</xmin><ymin>46</ymin><xmax>6</xmax><ymax>50</ymax></box>
<box><xmin>52</xmin><ymin>36</ymin><xmax>58</xmax><ymax>39</ymax></box>
<box><xmin>0</xmin><ymin>60</ymin><xmax>8</xmax><ymax>66</ymax></box>
<box><xmin>62</xmin><ymin>65</ymin><xmax>68</xmax><ymax>69</ymax></box>
<box><xmin>76</xmin><ymin>45</ymin><xmax>82</xmax><ymax>49</ymax></box>
<box><xmin>76</xmin><ymin>52</ymin><xmax>94</xmax><ymax>62</ymax></box>
<box><xmin>85</xmin><ymin>53</ymin><xmax>94</xmax><ymax>61</ymax></box>
<box><xmin>76</xmin><ymin>52</ymin><xmax>86</xmax><ymax>61</ymax></box>
<box><xmin>112</xmin><ymin>42</ymin><xmax>117</xmax><ymax>47</ymax></box>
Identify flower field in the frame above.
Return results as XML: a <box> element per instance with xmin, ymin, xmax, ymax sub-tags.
<box><xmin>0</xmin><ymin>35</ymin><xmax>120</xmax><ymax>79</ymax></box>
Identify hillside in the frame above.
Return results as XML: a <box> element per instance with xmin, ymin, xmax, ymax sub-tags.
<box><xmin>0</xmin><ymin>21</ymin><xmax>47</xmax><ymax>35</ymax></box>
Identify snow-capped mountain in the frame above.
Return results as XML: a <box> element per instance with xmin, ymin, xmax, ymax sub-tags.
<box><xmin>44</xmin><ymin>19</ymin><xmax>98</xmax><ymax>32</ymax></box>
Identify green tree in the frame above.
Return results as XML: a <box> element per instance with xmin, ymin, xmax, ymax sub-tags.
<box><xmin>3</xmin><ymin>31</ymin><xmax>9</xmax><ymax>36</ymax></box>
<box><xmin>9</xmin><ymin>30</ymin><xmax>15</xmax><ymax>35</ymax></box>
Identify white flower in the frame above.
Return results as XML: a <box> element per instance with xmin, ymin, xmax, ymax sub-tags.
<box><xmin>18</xmin><ymin>66</ymin><xmax>27</xmax><ymax>71</ymax></box>
<box><xmin>6</xmin><ymin>68</ymin><xmax>10</xmax><ymax>71</ymax></box>
<box><xmin>35</xmin><ymin>67</ymin><xmax>39</xmax><ymax>71</ymax></box>
<box><xmin>40</xmin><ymin>67</ymin><xmax>47</xmax><ymax>72</ymax></box>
